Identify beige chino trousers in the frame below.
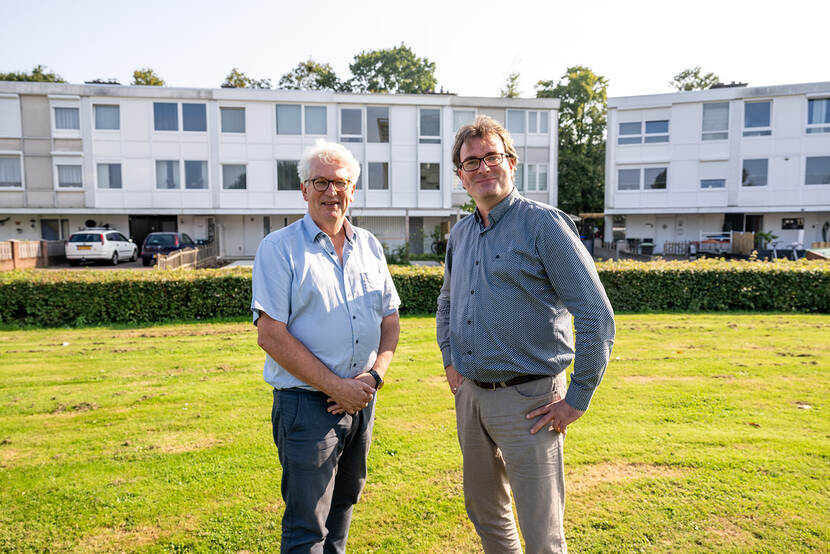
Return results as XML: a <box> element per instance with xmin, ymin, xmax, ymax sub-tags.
<box><xmin>454</xmin><ymin>372</ymin><xmax>568</xmax><ymax>554</ymax></box>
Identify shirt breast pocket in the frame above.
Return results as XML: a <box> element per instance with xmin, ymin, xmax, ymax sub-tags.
<box><xmin>360</xmin><ymin>271</ymin><xmax>385</xmax><ymax>313</ymax></box>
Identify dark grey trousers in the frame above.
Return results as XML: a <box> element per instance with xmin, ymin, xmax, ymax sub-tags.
<box><xmin>272</xmin><ymin>388</ymin><xmax>376</xmax><ymax>554</ymax></box>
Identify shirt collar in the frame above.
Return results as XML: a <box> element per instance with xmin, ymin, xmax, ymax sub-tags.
<box><xmin>301</xmin><ymin>212</ymin><xmax>354</xmax><ymax>243</ymax></box>
<box><xmin>474</xmin><ymin>187</ymin><xmax>521</xmax><ymax>227</ymax></box>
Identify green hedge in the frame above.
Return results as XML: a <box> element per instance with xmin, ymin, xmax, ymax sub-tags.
<box><xmin>1</xmin><ymin>259</ymin><xmax>828</xmax><ymax>327</ymax></box>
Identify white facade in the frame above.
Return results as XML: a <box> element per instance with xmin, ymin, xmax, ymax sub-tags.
<box><xmin>605</xmin><ymin>82</ymin><xmax>830</xmax><ymax>253</ymax></box>
<box><xmin>0</xmin><ymin>82</ymin><xmax>559</xmax><ymax>257</ymax></box>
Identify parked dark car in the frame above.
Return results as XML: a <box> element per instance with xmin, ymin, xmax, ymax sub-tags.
<box><xmin>140</xmin><ymin>232</ymin><xmax>196</xmax><ymax>266</ymax></box>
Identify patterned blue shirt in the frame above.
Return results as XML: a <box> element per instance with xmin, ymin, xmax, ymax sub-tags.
<box><xmin>436</xmin><ymin>188</ymin><xmax>615</xmax><ymax>411</ymax></box>
<box><xmin>252</xmin><ymin>213</ymin><xmax>400</xmax><ymax>390</ymax></box>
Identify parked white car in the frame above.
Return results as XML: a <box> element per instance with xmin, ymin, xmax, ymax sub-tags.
<box><xmin>65</xmin><ymin>228</ymin><xmax>138</xmax><ymax>265</ymax></box>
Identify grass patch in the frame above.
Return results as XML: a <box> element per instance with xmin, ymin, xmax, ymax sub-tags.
<box><xmin>1</xmin><ymin>314</ymin><xmax>828</xmax><ymax>552</ymax></box>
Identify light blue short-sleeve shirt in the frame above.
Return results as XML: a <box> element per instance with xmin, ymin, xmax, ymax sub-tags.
<box><xmin>252</xmin><ymin>213</ymin><xmax>400</xmax><ymax>390</ymax></box>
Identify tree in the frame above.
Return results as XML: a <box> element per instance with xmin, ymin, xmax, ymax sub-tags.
<box><xmin>132</xmin><ymin>68</ymin><xmax>164</xmax><ymax>86</ymax></box>
<box><xmin>499</xmin><ymin>71</ymin><xmax>521</xmax><ymax>98</ymax></box>
<box><xmin>536</xmin><ymin>65</ymin><xmax>608</xmax><ymax>216</ymax></box>
<box><xmin>670</xmin><ymin>66</ymin><xmax>721</xmax><ymax>91</ymax></box>
<box><xmin>278</xmin><ymin>58</ymin><xmax>343</xmax><ymax>91</ymax></box>
<box><xmin>348</xmin><ymin>44</ymin><xmax>437</xmax><ymax>94</ymax></box>
<box><xmin>0</xmin><ymin>64</ymin><xmax>65</xmax><ymax>82</ymax></box>
<box><xmin>221</xmin><ymin>68</ymin><xmax>271</xmax><ymax>89</ymax></box>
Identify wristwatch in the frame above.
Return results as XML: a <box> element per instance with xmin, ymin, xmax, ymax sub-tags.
<box><xmin>368</xmin><ymin>369</ymin><xmax>384</xmax><ymax>390</ymax></box>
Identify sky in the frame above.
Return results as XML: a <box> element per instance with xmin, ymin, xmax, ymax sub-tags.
<box><xmin>1</xmin><ymin>0</ymin><xmax>827</xmax><ymax>99</ymax></box>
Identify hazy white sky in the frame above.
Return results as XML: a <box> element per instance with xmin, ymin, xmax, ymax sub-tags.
<box><xmin>1</xmin><ymin>0</ymin><xmax>827</xmax><ymax>99</ymax></box>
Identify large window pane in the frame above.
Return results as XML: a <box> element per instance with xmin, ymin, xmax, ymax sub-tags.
<box><xmin>305</xmin><ymin>106</ymin><xmax>327</xmax><ymax>134</ymax></box>
<box><xmin>367</xmin><ymin>107</ymin><xmax>389</xmax><ymax>143</ymax></box>
<box><xmin>277</xmin><ymin>160</ymin><xmax>301</xmax><ymax>191</ymax></box>
<box><xmin>807</xmin><ymin>99</ymin><xmax>830</xmax><ymax>124</ymax></box>
<box><xmin>276</xmin><ymin>104</ymin><xmax>301</xmax><ymax>135</ymax></box>
<box><xmin>341</xmin><ymin>108</ymin><xmax>362</xmax><ymax>140</ymax></box>
<box><xmin>0</xmin><ymin>157</ymin><xmax>22</xmax><ymax>187</ymax></box>
<box><xmin>453</xmin><ymin>110</ymin><xmax>475</xmax><ymax>132</ymax></box>
<box><xmin>514</xmin><ymin>163</ymin><xmax>524</xmax><ymax>191</ymax></box>
<box><xmin>420</xmin><ymin>109</ymin><xmax>440</xmax><ymax>143</ymax></box>
<box><xmin>527</xmin><ymin>165</ymin><xmax>538</xmax><ymax>192</ymax></box>
<box><xmin>54</xmin><ymin>107</ymin><xmax>79</xmax><ymax>129</ymax></box>
<box><xmin>154</xmin><ymin>102</ymin><xmax>178</xmax><ymax>131</ymax></box>
<box><xmin>700</xmin><ymin>179</ymin><xmax>726</xmax><ymax>189</ymax></box>
<box><xmin>57</xmin><ymin>165</ymin><xmax>82</xmax><ymax>188</ymax></box>
<box><xmin>644</xmin><ymin>167</ymin><xmax>667</xmax><ymax>189</ymax></box>
<box><xmin>702</xmin><ymin>102</ymin><xmax>729</xmax><ymax>140</ymax></box>
<box><xmin>742</xmin><ymin>159</ymin><xmax>768</xmax><ymax>187</ymax></box>
<box><xmin>539</xmin><ymin>112</ymin><xmax>549</xmax><ymax>133</ymax></box>
<box><xmin>538</xmin><ymin>164</ymin><xmax>548</xmax><ymax>191</ymax></box>
<box><xmin>617</xmin><ymin>168</ymin><xmax>640</xmax><ymax>190</ymax></box>
<box><xmin>744</xmin><ymin>101</ymin><xmax>770</xmax><ymax>128</ymax></box>
<box><xmin>185</xmin><ymin>160</ymin><xmax>208</xmax><ymax>189</ymax></box>
<box><xmin>182</xmin><ymin>103</ymin><xmax>206</xmax><ymax>132</ymax></box>
<box><xmin>420</xmin><ymin>163</ymin><xmax>440</xmax><ymax>190</ymax></box>
<box><xmin>806</xmin><ymin>156</ymin><xmax>830</xmax><ymax>185</ymax></box>
<box><xmin>155</xmin><ymin>160</ymin><xmax>180</xmax><ymax>189</ymax></box>
<box><xmin>507</xmin><ymin>110</ymin><xmax>525</xmax><ymax>134</ymax></box>
<box><xmin>368</xmin><ymin>162</ymin><xmax>389</xmax><ymax>190</ymax></box>
<box><xmin>618</xmin><ymin>122</ymin><xmax>641</xmax><ymax>144</ymax></box>
<box><xmin>222</xmin><ymin>164</ymin><xmax>246</xmax><ymax>189</ymax></box>
<box><xmin>94</xmin><ymin>105</ymin><xmax>119</xmax><ymax>130</ymax></box>
<box><xmin>221</xmin><ymin>107</ymin><xmax>245</xmax><ymax>133</ymax></box>
<box><xmin>528</xmin><ymin>112</ymin><xmax>538</xmax><ymax>133</ymax></box>
<box><xmin>97</xmin><ymin>163</ymin><xmax>122</xmax><ymax>189</ymax></box>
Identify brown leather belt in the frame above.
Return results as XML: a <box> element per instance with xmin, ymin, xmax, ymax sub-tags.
<box><xmin>470</xmin><ymin>374</ymin><xmax>548</xmax><ymax>390</ymax></box>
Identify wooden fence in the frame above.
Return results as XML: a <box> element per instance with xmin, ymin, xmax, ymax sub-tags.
<box><xmin>155</xmin><ymin>242</ymin><xmax>218</xmax><ymax>270</ymax></box>
<box><xmin>0</xmin><ymin>240</ymin><xmax>51</xmax><ymax>270</ymax></box>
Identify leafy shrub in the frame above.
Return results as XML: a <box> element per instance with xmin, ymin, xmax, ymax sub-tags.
<box><xmin>0</xmin><ymin>259</ymin><xmax>828</xmax><ymax>327</ymax></box>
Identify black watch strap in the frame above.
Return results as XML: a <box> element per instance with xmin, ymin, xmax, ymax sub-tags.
<box><xmin>368</xmin><ymin>369</ymin><xmax>383</xmax><ymax>390</ymax></box>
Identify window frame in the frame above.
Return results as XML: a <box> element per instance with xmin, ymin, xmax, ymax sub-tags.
<box><xmin>700</xmin><ymin>178</ymin><xmax>726</xmax><ymax>190</ymax></box>
<box><xmin>452</xmin><ymin>109</ymin><xmax>475</xmax><ymax>132</ymax></box>
<box><xmin>0</xmin><ymin>154</ymin><xmax>24</xmax><ymax>189</ymax></box>
<box><xmin>805</xmin><ymin>155</ymin><xmax>830</xmax><ymax>185</ymax></box>
<box><xmin>182</xmin><ymin>103</ymin><xmax>207</xmax><ymax>132</ymax></box>
<box><xmin>524</xmin><ymin>163</ymin><xmax>549</xmax><ymax>192</ymax></box>
<box><xmin>419</xmin><ymin>162</ymin><xmax>440</xmax><ymax>190</ymax></box>
<box><xmin>806</xmin><ymin>98</ymin><xmax>830</xmax><ymax>134</ymax></box>
<box><xmin>184</xmin><ymin>160</ymin><xmax>209</xmax><ymax>190</ymax></box>
<box><xmin>54</xmin><ymin>160</ymin><xmax>83</xmax><ymax>190</ymax></box>
<box><xmin>616</xmin><ymin>165</ymin><xmax>669</xmax><ymax>192</ymax></box>
<box><xmin>701</xmin><ymin>102</ymin><xmax>729</xmax><ymax>141</ymax></box>
<box><xmin>743</xmin><ymin>100</ymin><xmax>772</xmax><ymax>137</ymax></box>
<box><xmin>276</xmin><ymin>159</ymin><xmax>302</xmax><ymax>191</ymax></box>
<box><xmin>93</xmin><ymin>104</ymin><xmax>120</xmax><ymax>131</ymax></box>
<box><xmin>528</xmin><ymin>111</ymin><xmax>549</xmax><ymax>134</ymax></box>
<box><xmin>276</xmin><ymin>104</ymin><xmax>302</xmax><ymax>135</ymax></box>
<box><xmin>507</xmin><ymin>110</ymin><xmax>525</xmax><ymax>135</ymax></box>
<box><xmin>367</xmin><ymin>162</ymin><xmax>389</xmax><ymax>190</ymax></box>
<box><xmin>153</xmin><ymin>102</ymin><xmax>179</xmax><ymax>132</ymax></box>
<box><xmin>419</xmin><ymin>108</ymin><xmax>441</xmax><ymax>144</ymax></box>
<box><xmin>340</xmin><ymin>107</ymin><xmax>363</xmax><ymax>142</ymax></box>
<box><xmin>154</xmin><ymin>160</ymin><xmax>181</xmax><ymax>190</ymax></box>
<box><xmin>366</xmin><ymin>106</ymin><xmax>389</xmax><ymax>144</ymax></box>
<box><xmin>741</xmin><ymin>158</ymin><xmax>769</xmax><ymax>187</ymax></box>
<box><xmin>220</xmin><ymin>106</ymin><xmax>246</xmax><ymax>134</ymax></box>
<box><xmin>53</xmin><ymin>107</ymin><xmax>80</xmax><ymax>130</ymax></box>
<box><xmin>304</xmin><ymin>105</ymin><xmax>327</xmax><ymax>135</ymax></box>
<box><xmin>96</xmin><ymin>162</ymin><xmax>123</xmax><ymax>189</ymax></box>
<box><xmin>221</xmin><ymin>163</ymin><xmax>247</xmax><ymax>190</ymax></box>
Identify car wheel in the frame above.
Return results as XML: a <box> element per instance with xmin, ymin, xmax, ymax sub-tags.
<box><xmin>111</xmin><ymin>251</ymin><xmax>119</xmax><ymax>265</ymax></box>
<box><xmin>142</xmin><ymin>258</ymin><xmax>152</xmax><ymax>267</ymax></box>
<box><xmin>69</xmin><ymin>260</ymin><xmax>80</xmax><ymax>267</ymax></box>
<box><xmin>130</xmin><ymin>248</ymin><xmax>137</xmax><ymax>262</ymax></box>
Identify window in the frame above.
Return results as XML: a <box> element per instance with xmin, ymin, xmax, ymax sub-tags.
<box><xmin>367</xmin><ymin>107</ymin><xmax>389</xmax><ymax>143</ymax></box>
<box><xmin>420</xmin><ymin>109</ymin><xmax>440</xmax><ymax>143</ymax></box>
<box><xmin>0</xmin><ymin>157</ymin><xmax>22</xmax><ymax>187</ymax></box>
<box><xmin>54</xmin><ymin>107</ymin><xmax>79</xmax><ymax>130</ymax></box>
<box><xmin>41</xmin><ymin>218</ymin><xmax>69</xmax><ymax>240</ymax></box>
<box><xmin>420</xmin><ymin>163</ymin><xmax>440</xmax><ymax>190</ymax></box>
<box><xmin>507</xmin><ymin>110</ymin><xmax>525</xmax><ymax>134</ymax></box>
<box><xmin>807</xmin><ymin>99</ymin><xmax>830</xmax><ymax>134</ymax></box>
<box><xmin>222</xmin><ymin>164</ymin><xmax>246</xmax><ymax>189</ymax></box>
<box><xmin>97</xmin><ymin>163</ymin><xmax>122</xmax><ymax>189</ymax></box>
<box><xmin>700</xmin><ymin>178</ymin><xmax>726</xmax><ymax>189</ymax></box>
<box><xmin>276</xmin><ymin>104</ymin><xmax>301</xmax><ymax>135</ymax></box>
<box><xmin>702</xmin><ymin>103</ymin><xmax>729</xmax><ymax>140</ymax></box>
<box><xmin>94</xmin><ymin>105</ymin><xmax>119</xmax><ymax>130</ymax></box>
<box><xmin>528</xmin><ymin>111</ymin><xmax>549</xmax><ymax>134</ymax></box>
<box><xmin>742</xmin><ymin>159</ymin><xmax>768</xmax><ymax>186</ymax></box>
<box><xmin>525</xmin><ymin>163</ymin><xmax>548</xmax><ymax>191</ymax></box>
<box><xmin>220</xmin><ymin>107</ymin><xmax>245</xmax><ymax>133</ymax></box>
<box><xmin>514</xmin><ymin>163</ymin><xmax>524</xmax><ymax>191</ymax></box>
<box><xmin>617</xmin><ymin>168</ymin><xmax>640</xmax><ymax>191</ymax></box>
<box><xmin>644</xmin><ymin>120</ymin><xmax>669</xmax><ymax>143</ymax></box>
<box><xmin>782</xmin><ymin>218</ymin><xmax>804</xmax><ymax>230</ymax></box>
<box><xmin>182</xmin><ymin>104</ymin><xmax>206</xmax><ymax>132</ymax></box>
<box><xmin>743</xmin><ymin>101</ymin><xmax>771</xmax><ymax>136</ymax></box>
<box><xmin>155</xmin><ymin>160</ymin><xmax>180</xmax><ymax>189</ymax></box>
<box><xmin>277</xmin><ymin>160</ymin><xmax>301</xmax><ymax>191</ymax></box>
<box><xmin>619</xmin><ymin>120</ymin><xmax>669</xmax><ymax>144</ymax></box>
<box><xmin>368</xmin><ymin>162</ymin><xmax>389</xmax><ymax>190</ymax></box>
<box><xmin>305</xmin><ymin>106</ymin><xmax>326</xmax><ymax>134</ymax></box>
<box><xmin>806</xmin><ymin>156</ymin><xmax>830</xmax><ymax>185</ymax></box>
<box><xmin>341</xmin><ymin>108</ymin><xmax>362</xmax><ymax>142</ymax></box>
<box><xmin>644</xmin><ymin>167</ymin><xmax>667</xmax><ymax>189</ymax></box>
<box><xmin>57</xmin><ymin>165</ymin><xmax>82</xmax><ymax>188</ymax></box>
<box><xmin>618</xmin><ymin>122</ymin><xmax>642</xmax><ymax>144</ymax></box>
<box><xmin>185</xmin><ymin>160</ymin><xmax>208</xmax><ymax>189</ymax></box>
<box><xmin>453</xmin><ymin>110</ymin><xmax>475</xmax><ymax>132</ymax></box>
<box><xmin>153</xmin><ymin>102</ymin><xmax>178</xmax><ymax>131</ymax></box>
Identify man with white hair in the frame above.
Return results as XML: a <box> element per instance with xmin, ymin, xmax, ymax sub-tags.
<box><xmin>252</xmin><ymin>139</ymin><xmax>400</xmax><ymax>553</ymax></box>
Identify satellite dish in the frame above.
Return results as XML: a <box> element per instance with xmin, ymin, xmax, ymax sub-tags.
<box><xmin>85</xmin><ymin>219</ymin><xmax>97</xmax><ymax>228</ymax></box>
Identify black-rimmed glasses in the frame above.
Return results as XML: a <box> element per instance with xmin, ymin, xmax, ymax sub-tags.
<box><xmin>306</xmin><ymin>177</ymin><xmax>352</xmax><ymax>192</ymax></box>
<box><xmin>458</xmin><ymin>153</ymin><xmax>513</xmax><ymax>172</ymax></box>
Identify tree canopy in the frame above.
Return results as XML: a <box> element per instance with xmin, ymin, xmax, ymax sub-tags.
<box><xmin>221</xmin><ymin>68</ymin><xmax>272</xmax><ymax>89</ymax></box>
<box><xmin>0</xmin><ymin>64</ymin><xmax>65</xmax><ymax>83</ymax></box>
<box><xmin>348</xmin><ymin>44</ymin><xmax>437</xmax><ymax>94</ymax></box>
<box><xmin>132</xmin><ymin>68</ymin><xmax>165</xmax><ymax>86</ymax></box>
<box><xmin>536</xmin><ymin>65</ymin><xmax>608</xmax><ymax>216</ymax></box>
<box><xmin>278</xmin><ymin>58</ymin><xmax>342</xmax><ymax>91</ymax></box>
<box><xmin>499</xmin><ymin>71</ymin><xmax>521</xmax><ymax>98</ymax></box>
<box><xmin>670</xmin><ymin>66</ymin><xmax>721</xmax><ymax>91</ymax></box>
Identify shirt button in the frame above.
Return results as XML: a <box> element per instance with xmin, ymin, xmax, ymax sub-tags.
<box><xmin>355</xmin><ymin>340</ymin><xmax>359</xmax><ymax>344</ymax></box>
<box><xmin>467</xmin><ymin>320</ymin><xmax>471</xmax><ymax>324</ymax></box>
<box><xmin>467</xmin><ymin>350</ymin><xmax>472</xmax><ymax>355</ymax></box>
<box><xmin>353</xmin><ymin>316</ymin><xmax>356</xmax><ymax>319</ymax></box>
<box><xmin>475</xmin><ymin>261</ymin><xmax>479</xmax><ymax>265</ymax></box>
<box><xmin>471</xmin><ymin>290</ymin><xmax>474</xmax><ymax>294</ymax></box>
<box><xmin>495</xmin><ymin>255</ymin><xmax>500</xmax><ymax>259</ymax></box>
<box><xmin>353</xmin><ymin>363</ymin><xmax>357</xmax><ymax>367</ymax></box>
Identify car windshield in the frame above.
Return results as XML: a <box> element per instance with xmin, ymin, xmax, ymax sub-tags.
<box><xmin>146</xmin><ymin>234</ymin><xmax>176</xmax><ymax>246</ymax></box>
<box><xmin>69</xmin><ymin>233</ymin><xmax>102</xmax><ymax>243</ymax></box>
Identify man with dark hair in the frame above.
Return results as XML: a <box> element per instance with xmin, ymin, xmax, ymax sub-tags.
<box><xmin>253</xmin><ymin>139</ymin><xmax>400</xmax><ymax>553</ymax></box>
<box><xmin>437</xmin><ymin>115</ymin><xmax>615</xmax><ymax>553</ymax></box>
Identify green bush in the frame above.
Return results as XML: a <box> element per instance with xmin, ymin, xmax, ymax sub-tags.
<box><xmin>0</xmin><ymin>259</ymin><xmax>828</xmax><ymax>327</ymax></box>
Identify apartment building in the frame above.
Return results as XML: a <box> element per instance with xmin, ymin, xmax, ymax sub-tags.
<box><xmin>604</xmin><ymin>82</ymin><xmax>830</xmax><ymax>254</ymax></box>
<box><xmin>0</xmin><ymin>82</ymin><xmax>559</xmax><ymax>257</ymax></box>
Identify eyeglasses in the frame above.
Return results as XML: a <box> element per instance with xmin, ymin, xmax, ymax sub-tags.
<box><xmin>458</xmin><ymin>153</ymin><xmax>514</xmax><ymax>173</ymax></box>
<box><xmin>306</xmin><ymin>177</ymin><xmax>352</xmax><ymax>192</ymax></box>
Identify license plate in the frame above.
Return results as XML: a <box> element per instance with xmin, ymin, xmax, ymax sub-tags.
<box><xmin>77</xmin><ymin>245</ymin><xmax>92</xmax><ymax>250</ymax></box>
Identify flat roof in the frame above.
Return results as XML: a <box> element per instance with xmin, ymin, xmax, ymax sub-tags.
<box><xmin>608</xmin><ymin>81</ymin><xmax>830</xmax><ymax>109</ymax></box>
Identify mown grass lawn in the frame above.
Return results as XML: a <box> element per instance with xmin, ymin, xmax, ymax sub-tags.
<box><xmin>0</xmin><ymin>314</ymin><xmax>828</xmax><ymax>553</ymax></box>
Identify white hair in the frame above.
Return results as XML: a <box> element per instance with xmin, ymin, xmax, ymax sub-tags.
<box><xmin>297</xmin><ymin>139</ymin><xmax>361</xmax><ymax>184</ymax></box>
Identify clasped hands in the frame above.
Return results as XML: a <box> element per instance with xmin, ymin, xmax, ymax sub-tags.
<box><xmin>326</xmin><ymin>372</ymin><xmax>377</xmax><ymax>415</ymax></box>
